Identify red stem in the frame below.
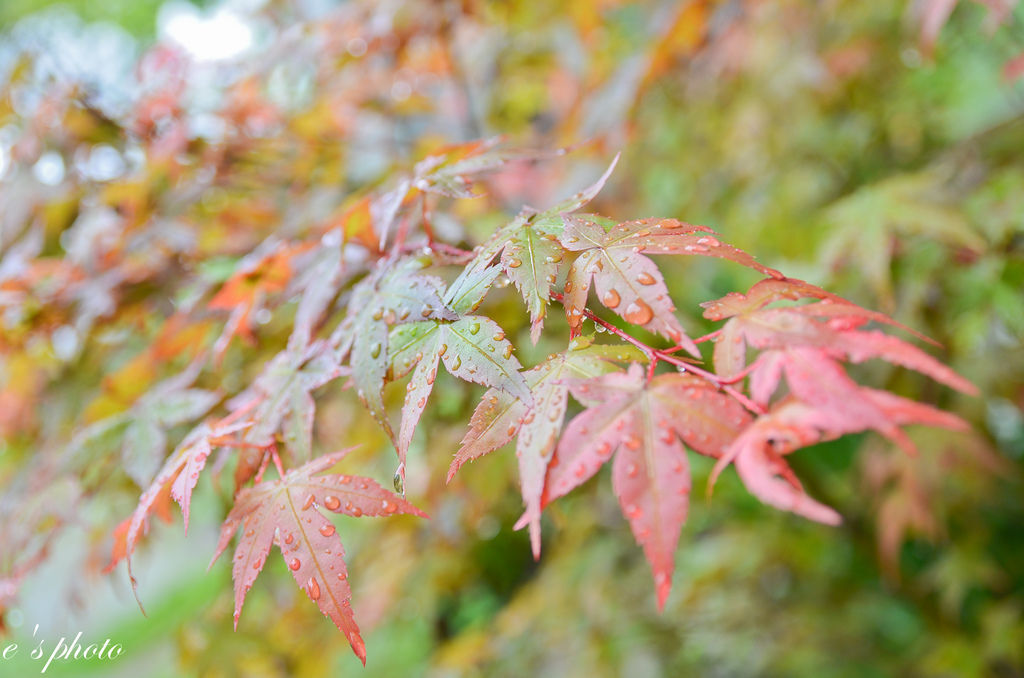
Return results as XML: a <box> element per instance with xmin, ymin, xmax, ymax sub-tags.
<box><xmin>550</xmin><ymin>292</ymin><xmax>765</xmax><ymax>415</ymax></box>
<box><xmin>421</xmin><ymin>194</ymin><xmax>436</xmax><ymax>244</ymax></box>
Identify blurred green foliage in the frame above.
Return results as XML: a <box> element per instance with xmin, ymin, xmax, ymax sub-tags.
<box><xmin>0</xmin><ymin>0</ymin><xmax>170</xmax><ymax>36</ymax></box>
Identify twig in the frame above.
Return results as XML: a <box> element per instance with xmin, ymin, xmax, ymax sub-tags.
<box><xmin>550</xmin><ymin>292</ymin><xmax>765</xmax><ymax>415</ymax></box>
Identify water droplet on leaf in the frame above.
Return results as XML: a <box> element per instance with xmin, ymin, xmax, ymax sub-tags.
<box><xmin>623</xmin><ymin>300</ymin><xmax>654</xmax><ymax>325</ymax></box>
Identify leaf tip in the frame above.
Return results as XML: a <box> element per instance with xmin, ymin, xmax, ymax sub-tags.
<box><xmin>349</xmin><ymin>633</ymin><xmax>367</xmax><ymax>665</ymax></box>
<box><xmin>653</xmin><ymin>570</ymin><xmax>672</xmax><ymax>612</ymax></box>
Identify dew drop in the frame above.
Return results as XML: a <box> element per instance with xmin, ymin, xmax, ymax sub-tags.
<box><xmin>623</xmin><ymin>300</ymin><xmax>654</xmax><ymax>325</ymax></box>
<box><xmin>451</xmin><ymin>356</ymin><xmax>462</xmax><ymax>370</ymax></box>
<box><xmin>626</xmin><ymin>463</ymin><xmax>638</xmax><ymax>478</ymax></box>
<box><xmin>324</xmin><ymin>495</ymin><xmax>341</xmax><ymax>511</ymax></box>
<box><xmin>602</xmin><ymin>289</ymin><xmax>621</xmax><ymax>309</ymax></box>
<box><xmin>503</xmin><ymin>345</ymin><xmax>513</xmax><ymax>360</ymax></box>
<box><xmin>697</xmin><ymin>236</ymin><xmax>720</xmax><ymax>247</ymax></box>
<box><xmin>319</xmin><ymin>523</ymin><xmax>336</xmax><ymax>537</ymax></box>
<box><xmin>307</xmin><ymin>577</ymin><xmax>321</xmax><ymax>601</ymax></box>
<box><xmin>393</xmin><ymin>464</ymin><xmax>405</xmax><ymax>494</ymax></box>
<box><xmin>284</xmin><ymin>532</ymin><xmax>294</xmax><ymax>544</ymax></box>
<box><xmin>438</xmin><ymin>343</ymin><xmax>448</xmax><ymax>357</ymax></box>
<box><xmin>370</xmin><ymin>343</ymin><xmax>381</xmax><ymax>359</ymax></box>
<box><xmin>302</xmin><ymin>494</ymin><xmax>316</xmax><ymax>510</ymax></box>
<box><xmin>469</xmin><ymin>322</ymin><xmax>481</xmax><ymax>335</ymax></box>
<box><xmin>493</xmin><ymin>331</ymin><xmax>505</xmax><ymax>341</ymax></box>
<box><xmin>289</xmin><ymin>558</ymin><xmax>302</xmax><ymax>571</ymax></box>
<box><xmin>508</xmin><ymin>257</ymin><xmax>522</xmax><ymax>268</ymax></box>
<box><xmin>636</xmin><ymin>272</ymin><xmax>656</xmax><ymax>285</ymax></box>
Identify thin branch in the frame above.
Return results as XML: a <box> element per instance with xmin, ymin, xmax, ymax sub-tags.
<box><xmin>550</xmin><ymin>292</ymin><xmax>765</xmax><ymax>414</ymax></box>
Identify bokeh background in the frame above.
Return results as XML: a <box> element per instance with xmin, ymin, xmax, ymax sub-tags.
<box><xmin>1</xmin><ymin>0</ymin><xmax>1023</xmax><ymax>676</ymax></box>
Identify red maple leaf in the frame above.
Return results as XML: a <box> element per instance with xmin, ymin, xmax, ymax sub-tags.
<box><xmin>209</xmin><ymin>449</ymin><xmax>427</xmax><ymax>664</ymax></box>
<box><xmin>540</xmin><ymin>364</ymin><xmax>752</xmax><ymax>609</ymax></box>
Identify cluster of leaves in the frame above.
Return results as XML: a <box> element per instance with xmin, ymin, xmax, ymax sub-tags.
<box><xmin>75</xmin><ymin>135</ymin><xmax>967</xmax><ymax>661</ymax></box>
<box><xmin>0</xmin><ymin>0</ymin><xmax>1017</xmax><ymax>672</ymax></box>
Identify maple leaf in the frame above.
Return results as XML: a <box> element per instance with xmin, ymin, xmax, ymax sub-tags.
<box><xmin>447</xmin><ymin>337</ymin><xmax>644</xmax><ymax>555</ymax></box>
<box><xmin>370</xmin><ymin>138</ymin><xmax>531</xmax><ymax>247</ymax></box>
<box><xmin>387</xmin><ymin>290</ymin><xmax>529</xmax><ymax>472</ymax></box>
<box><xmin>724</xmin><ymin>404</ymin><xmax>842</xmax><ymax>526</ymax></box>
<box><xmin>744</xmin><ymin>347</ymin><xmax>968</xmax><ymax>453</ymax></box>
<box><xmin>209</xmin><ymin>449</ymin><xmax>427</xmax><ymax>665</ymax></box>
<box><xmin>820</xmin><ymin>171</ymin><xmax>984</xmax><ymax>306</ymax></box>
<box><xmin>412</xmin><ymin>137</ymin><xmax>517</xmax><ymax>199</ymax></box>
<box><xmin>699</xmin><ymin>277</ymin><xmax>974</xmax><ymax>512</ymax></box>
<box><xmin>560</xmin><ymin>216</ymin><xmax>781</xmax><ymax>356</ymax></box>
<box><xmin>209</xmin><ymin>242</ymin><xmax>312</xmax><ymax>358</ymax></box>
<box><xmin>286</xmin><ymin>241</ymin><xmax>352</xmax><ymax>353</ymax></box>
<box><xmin>336</xmin><ymin>256</ymin><xmax>456</xmax><ymax>443</ymax></box>
<box><xmin>443</xmin><ymin>264</ymin><xmax>503</xmax><ymax>317</ymax></box>
<box><xmin>453</xmin><ymin>156</ymin><xmax>620</xmax><ymax>341</ymax></box>
<box><xmin>70</xmin><ymin>362</ymin><xmax>220</xmax><ymax>487</ymax></box>
<box><xmin>713</xmin><ymin>391</ymin><xmax>968</xmax><ymax>525</ymax></box>
<box><xmin>121</xmin><ymin>386</ymin><xmax>221</xmax><ymax>486</ymax></box>
<box><xmin>105</xmin><ymin>415</ymin><xmax>251</xmax><ymax>582</ymax></box>
<box><xmin>541</xmin><ymin>364</ymin><xmax>752</xmax><ymax>609</ymax></box>
<box><xmin>325</xmin><ymin>195</ymin><xmax>378</xmax><ymax>251</ymax></box>
<box><xmin>701</xmin><ymin>277</ymin><xmax>977</xmax><ymax>396</ymax></box>
<box><xmin>230</xmin><ymin>340</ymin><xmax>344</xmax><ymax>466</ymax></box>
<box><xmin>501</xmin><ymin>224</ymin><xmax>563</xmax><ymax>343</ymax></box>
